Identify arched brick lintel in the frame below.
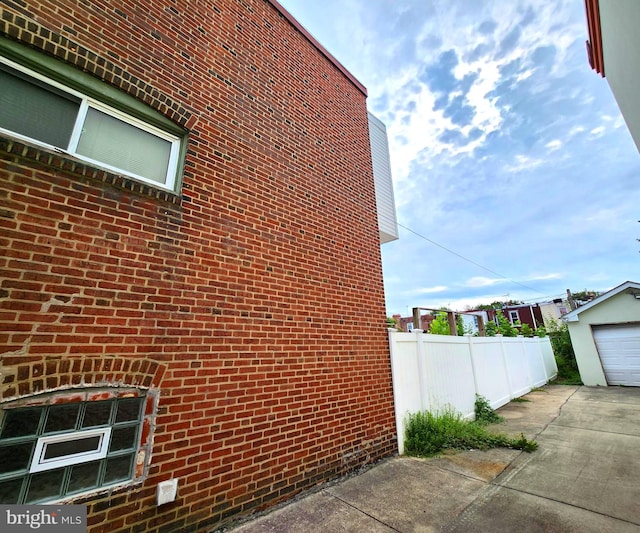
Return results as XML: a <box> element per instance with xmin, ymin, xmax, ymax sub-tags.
<box><xmin>0</xmin><ymin>356</ymin><xmax>167</xmax><ymax>402</ymax></box>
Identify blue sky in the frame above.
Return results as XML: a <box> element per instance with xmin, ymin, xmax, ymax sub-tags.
<box><xmin>278</xmin><ymin>0</ymin><xmax>640</xmax><ymax>316</ymax></box>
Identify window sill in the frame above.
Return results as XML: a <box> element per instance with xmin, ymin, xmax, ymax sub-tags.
<box><xmin>0</xmin><ymin>136</ymin><xmax>182</xmax><ymax>205</ymax></box>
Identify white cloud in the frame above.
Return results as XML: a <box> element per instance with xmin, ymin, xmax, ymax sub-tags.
<box><xmin>504</xmin><ymin>154</ymin><xmax>545</xmax><ymax>173</ymax></box>
<box><xmin>417</xmin><ymin>285</ymin><xmax>448</xmax><ymax>294</ymax></box>
<box><xmin>464</xmin><ymin>276</ymin><xmax>506</xmax><ymax>288</ymax></box>
<box><xmin>545</xmin><ymin>139</ymin><xmax>562</xmax><ymax>151</ymax></box>
<box><xmin>526</xmin><ymin>273</ymin><xmax>563</xmax><ymax>281</ymax></box>
<box><xmin>569</xmin><ymin>126</ymin><xmax>585</xmax><ymax>136</ymax></box>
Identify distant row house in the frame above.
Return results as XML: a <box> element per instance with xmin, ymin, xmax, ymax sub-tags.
<box><xmin>393</xmin><ymin>299</ymin><xmax>570</xmax><ymax>334</ymax></box>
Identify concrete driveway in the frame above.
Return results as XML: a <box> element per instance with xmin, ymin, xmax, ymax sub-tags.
<box><xmin>225</xmin><ymin>385</ymin><xmax>640</xmax><ymax>532</ymax></box>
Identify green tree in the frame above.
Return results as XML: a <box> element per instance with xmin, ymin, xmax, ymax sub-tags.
<box><xmin>546</xmin><ymin>318</ymin><xmax>581</xmax><ymax>383</ymax></box>
<box><xmin>429</xmin><ymin>312</ymin><xmax>451</xmax><ymax>335</ymax></box>
<box><xmin>475</xmin><ymin>300</ymin><xmax>523</xmax><ymax>311</ymax></box>
<box><xmin>496</xmin><ymin>313</ymin><xmax>518</xmax><ymax>337</ymax></box>
<box><xmin>484</xmin><ymin>320</ymin><xmax>498</xmax><ymax>336</ymax></box>
<box><xmin>519</xmin><ymin>322</ymin><xmax>534</xmax><ymax>337</ymax></box>
<box><xmin>386</xmin><ymin>316</ymin><xmax>401</xmax><ymax>331</ymax></box>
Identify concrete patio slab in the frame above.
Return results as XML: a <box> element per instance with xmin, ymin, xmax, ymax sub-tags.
<box><xmin>427</xmin><ymin>447</ymin><xmax>520</xmax><ymax>482</ymax></box>
<box><xmin>483</xmin><ymin>385</ymin><xmax>576</xmax><ymax>440</ymax></box>
<box><xmin>228</xmin><ymin>489</ymin><xmax>394</xmax><ymax>533</ymax></box>
<box><xmin>497</xmin><ymin>425</ymin><xmax>640</xmax><ymax>524</ymax></box>
<box><xmin>324</xmin><ymin>457</ymin><xmax>485</xmax><ymax>532</ymax></box>
<box><xmin>444</xmin><ymin>484</ymin><xmax>640</xmax><ymax>533</ymax></box>
<box><xmin>571</xmin><ymin>386</ymin><xmax>640</xmax><ymax>405</ymax></box>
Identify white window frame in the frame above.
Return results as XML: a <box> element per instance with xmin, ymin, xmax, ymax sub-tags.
<box><xmin>30</xmin><ymin>427</ymin><xmax>112</xmax><ymax>473</ymax></box>
<box><xmin>0</xmin><ymin>56</ymin><xmax>182</xmax><ymax>191</ymax></box>
<box><xmin>509</xmin><ymin>310</ymin><xmax>520</xmax><ymax>324</ymax></box>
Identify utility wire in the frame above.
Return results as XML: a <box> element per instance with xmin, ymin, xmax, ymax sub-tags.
<box><xmin>396</xmin><ymin>222</ymin><xmax>547</xmax><ymax>296</ymax></box>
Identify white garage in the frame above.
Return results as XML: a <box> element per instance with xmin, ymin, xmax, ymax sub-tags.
<box><xmin>563</xmin><ymin>281</ymin><xmax>640</xmax><ymax>386</ymax></box>
<box><xmin>592</xmin><ymin>323</ymin><xmax>640</xmax><ymax>386</ymax></box>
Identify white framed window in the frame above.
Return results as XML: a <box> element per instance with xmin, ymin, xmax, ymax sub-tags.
<box><xmin>509</xmin><ymin>310</ymin><xmax>520</xmax><ymax>324</ymax></box>
<box><xmin>30</xmin><ymin>428</ymin><xmax>111</xmax><ymax>473</ymax></box>
<box><xmin>0</xmin><ymin>57</ymin><xmax>183</xmax><ymax>191</ymax></box>
<box><xmin>0</xmin><ymin>395</ymin><xmax>144</xmax><ymax>504</ymax></box>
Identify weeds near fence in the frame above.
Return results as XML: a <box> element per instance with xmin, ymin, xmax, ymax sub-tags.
<box><xmin>404</xmin><ymin>409</ymin><xmax>538</xmax><ymax>457</ymax></box>
<box><xmin>474</xmin><ymin>394</ymin><xmax>503</xmax><ymax>424</ymax></box>
<box><xmin>546</xmin><ymin>318</ymin><xmax>582</xmax><ymax>385</ymax></box>
<box><xmin>510</xmin><ymin>397</ymin><xmax>531</xmax><ymax>403</ymax></box>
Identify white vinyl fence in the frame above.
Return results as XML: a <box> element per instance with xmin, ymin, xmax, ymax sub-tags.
<box><xmin>388</xmin><ymin>330</ymin><xmax>557</xmax><ymax>454</ymax></box>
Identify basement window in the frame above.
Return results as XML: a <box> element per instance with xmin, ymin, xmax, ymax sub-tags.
<box><xmin>0</xmin><ymin>55</ymin><xmax>184</xmax><ymax>192</ymax></box>
<box><xmin>0</xmin><ymin>395</ymin><xmax>144</xmax><ymax>504</ymax></box>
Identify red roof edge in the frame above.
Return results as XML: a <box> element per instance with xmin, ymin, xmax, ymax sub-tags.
<box><xmin>584</xmin><ymin>0</ymin><xmax>605</xmax><ymax>77</ymax></box>
<box><xmin>266</xmin><ymin>0</ymin><xmax>368</xmax><ymax>96</ymax></box>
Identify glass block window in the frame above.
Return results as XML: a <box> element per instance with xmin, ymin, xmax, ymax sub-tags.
<box><xmin>0</xmin><ymin>58</ymin><xmax>182</xmax><ymax>191</ymax></box>
<box><xmin>0</xmin><ymin>396</ymin><xmax>144</xmax><ymax>504</ymax></box>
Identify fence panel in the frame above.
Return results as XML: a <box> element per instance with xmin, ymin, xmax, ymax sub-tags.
<box><xmin>525</xmin><ymin>339</ymin><xmax>549</xmax><ymax>388</ymax></box>
<box><xmin>388</xmin><ymin>330</ymin><xmax>556</xmax><ymax>454</ymax></box>
<box><xmin>502</xmin><ymin>339</ymin><xmax>531</xmax><ymax>398</ymax></box>
<box><xmin>470</xmin><ymin>337</ymin><xmax>511</xmax><ymax>410</ymax></box>
<box><xmin>422</xmin><ymin>336</ymin><xmax>476</xmax><ymax>418</ymax></box>
<box><xmin>541</xmin><ymin>339</ymin><xmax>558</xmax><ymax>380</ymax></box>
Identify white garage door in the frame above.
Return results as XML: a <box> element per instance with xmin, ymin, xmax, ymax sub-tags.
<box><xmin>592</xmin><ymin>323</ymin><xmax>640</xmax><ymax>386</ymax></box>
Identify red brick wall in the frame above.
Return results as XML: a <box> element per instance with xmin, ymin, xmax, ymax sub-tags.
<box><xmin>0</xmin><ymin>1</ymin><xmax>397</xmax><ymax>531</ymax></box>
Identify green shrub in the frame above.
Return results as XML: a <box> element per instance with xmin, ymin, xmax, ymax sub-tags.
<box><xmin>484</xmin><ymin>320</ymin><xmax>498</xmax><ymax>336</ymax></box>
<box><xmin>519</xmin><ymin>323</ymin><xmax>534</xmax><ymax>337</ymax></box>
<box><xmin>546</xmin><ymin>318</ymin><xmax>582</xmax><ymax>384</ymax></box>
<box><xmin>474</xmin><ymin>394</ymin><xmax>503</xmax><ymax>425</ymax></box>
<box><xmin>496</xmin><ymin>313</ymin><xmax>518</xmax><ymax>337</ymax></box>
<box><xmin>429</xmin><ymin>312</ymin><xmax>451</xmax><ymax>335</ymax></box>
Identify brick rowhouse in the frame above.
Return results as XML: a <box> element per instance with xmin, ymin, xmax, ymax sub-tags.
<box><xmin>0</xmin><ymin>1</ymin><xmax>397</xmax><ymax>531</ymax></box>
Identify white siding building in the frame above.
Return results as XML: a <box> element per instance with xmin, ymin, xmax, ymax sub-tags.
<box><xmin>368</xmin><ymin>113</ymin><xmax>399</xmax><ymax>244</ymax></box>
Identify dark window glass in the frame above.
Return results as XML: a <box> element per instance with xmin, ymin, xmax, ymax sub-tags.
<box><xmin>109</xmin><ymin>426</ymin><xmax>137</xmax><ymax>452</ymax></box>
<box><xmin>0</xmin><ymin>65</ymin><xmax>80</xmax><ymax>148</ymax></box>
<box><xmin>104</xmin><ymin>454</ymin><xmax>133</xmax><ymax>484</ymax></box>
<box><xmin>115</xmin><ymin>398</ymin><xmax>142</xmax><ymax>423</ymax></box>
<box><xmin>44</xmin><ymin>404</ymin><xmax>81</xmax><ymax>433</ymax></box>
<box><xmin>0</xmin><ymin>443</ymin><xmax>34</xmax><ymax>474</ymax></box>
<box><xmin>43</xmin><ymin>435</ymin><xmax>101</xmax><ymax>461</ymax></box>
<box><xmin>0</xmin><ymin>477</ymin><xmax>23</xmax><ymax>504</ymax></box>
<box><xmin>25</xmin><ymin>468</ymin><xmax>64</xmax><ymax>503</ymax></box>
<box><xmin>82</xmin><ymin>402</ymin><xmax>113</xmax><ymax>428</ymax></box>
<box><xmin>68</xmin><ymin>461</ymin><xmax>100</xmax><ymax>493</ymax></box>
<box><xmin>1</xmin><ymin>408</ymin><xmax>42</xmax><ymax>438</ymax></box>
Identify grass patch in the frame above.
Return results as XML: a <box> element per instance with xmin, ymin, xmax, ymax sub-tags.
<box><xmin>404</xmin><ymin>409</ymin><xmax>538</xmax><ymax>457</ymax></box>
<box><xmin>510</xmin><ymin>397</ymin><xmax>531</xmax><ymax>403</ymax></box>
<box><xmin>553</xmin><ymin>371</ymin><xmax>583</xmax><ymax>386</ymax></box>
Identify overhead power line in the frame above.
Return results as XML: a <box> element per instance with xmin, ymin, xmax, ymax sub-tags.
<box><xmin>396</xmin><ymin>222</ymin><xmax>547</xmax><ymax>296</ymax></box>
